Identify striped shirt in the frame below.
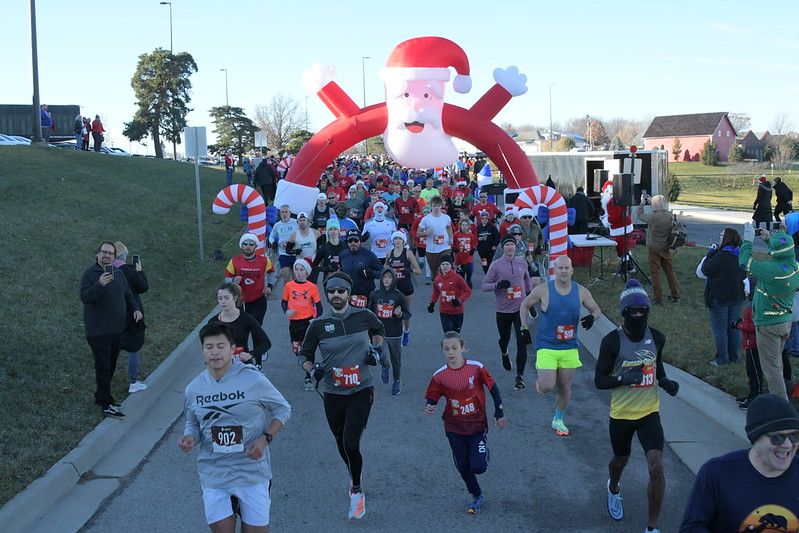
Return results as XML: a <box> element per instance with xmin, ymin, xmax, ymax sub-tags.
<box><xmin>425</xmin><ymin>359</ymin><xmax>496</xmax><ymax>435</ymax></box>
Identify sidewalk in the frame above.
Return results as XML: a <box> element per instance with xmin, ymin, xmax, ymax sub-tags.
<box><xmin>670</xmin><ymin>203</ymin><xmax>754</xmax><ymax>225</ymax></box>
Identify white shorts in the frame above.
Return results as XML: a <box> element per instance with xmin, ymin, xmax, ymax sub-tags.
<box><xmin>201</xmin><ymin>482</ymin><xmax>271</xmax><ymax>526</ymax></box>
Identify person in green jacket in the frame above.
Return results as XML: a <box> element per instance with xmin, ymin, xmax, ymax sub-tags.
<box><xmin>739</xmin><ymin>222</ymin><xmax>799</xmax><ymax>399</ymax></box>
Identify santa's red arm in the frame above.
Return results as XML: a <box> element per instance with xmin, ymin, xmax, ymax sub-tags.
<box><xmin>468</xmin><ymin>84</ymin><xmax>512</xmax><ymax>121</ymax></box>
<box><xmin>317</xmin><ymin>82</ymin><xmax>361</xmax><ymax>120</ymax></box>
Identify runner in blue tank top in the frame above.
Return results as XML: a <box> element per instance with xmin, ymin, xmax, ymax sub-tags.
<box><xmin>519</xmin><ymin>255</ymin><xmax>602</xmax><ymax>436</ymax></box>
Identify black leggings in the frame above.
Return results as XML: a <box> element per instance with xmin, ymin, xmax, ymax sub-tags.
<box><xmin>324</xmin><ymin>387</ymin><xmax>373</xmax><ymax>489</ymax></box>
<box><xmin>478</xmin><ymin>250</ymin><xmax>493</xmax><ymax>274</ymax></box>
<box><xmin>496</xmin><ymin>311</ymin><xmax>527</xmax><ymax>376</ymax></box>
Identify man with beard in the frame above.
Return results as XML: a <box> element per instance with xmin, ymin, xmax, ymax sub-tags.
<box><xmin>680</xmin><ymin>394</ymin><xmax>799</xmax><ymax>531</ymax></box>
<box><xmin>80</xmin><ymin>241</ymin><xmax>142</xmax><ymax>417</ymax></box>
<box><xmin>339</xmin><ymin>229</ymin><xmax>383</xmax><ymax>309</ymax></box>
<box><xmin>470</xmin><ymin>191</ymin><xmax>502</xmax><ymax>222</ymax></box>
<box><xmin>519</xmin><ymin>255</ymin><xmax>602</xmax><ymax>436</ymax></box>
<box><xmin>224</xmin><ymin>233</ymin><xmax>277</xmax><ymax>326</ymax></box>
<box><xmin>311</xmin><ymin>193</ymin><xmax>334</xmax><ymax>236</ymax></box>
<box><xmin>299</xmin><ymin>272</ymin><xmax>385</xmax><ymax>520</ymax></box>
<box><xmin>333</xmin><ymin>202</ymin><xmax>359</xmax><ymax>233</ymax></box>
<box><xmin>362</xmin><ymin>201</ymin><xmax>397</xmax><ymax>261</ymax></box>
<box><xmin>595</xmin><ymin>279</ymin><xmax>679</xmax><ymax>533</ymax></box>
<box><xmin>316</xmin><ymin>219</ymin><xmax>345</xmax><ymax>282</ymax></box>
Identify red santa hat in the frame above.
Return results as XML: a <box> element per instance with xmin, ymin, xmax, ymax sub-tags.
<box><xmin>381</xmin><ymin>36</ymin><xmax>472</xmax><ymax>94</ymax></box>
<box><xmin>601</xmin><ymin>179</ymin><xmax>614</xmax><ymax>193</ymax></box>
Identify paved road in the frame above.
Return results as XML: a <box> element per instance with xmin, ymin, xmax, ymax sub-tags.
<box><xmin>84</xmin><ymin>265</ymin><xmax>695</xmax><ymax>532</ymax></box>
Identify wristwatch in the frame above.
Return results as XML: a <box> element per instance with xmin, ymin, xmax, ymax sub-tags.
<box><xmin>264</xmin><ymin>432</ymin><xmax>274</xmax><ymax>444</ymax></box>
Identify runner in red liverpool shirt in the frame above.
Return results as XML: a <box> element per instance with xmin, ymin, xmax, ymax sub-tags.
<box><xmin>425</xmin><ymin>332</ymin><xmax>506</xmax><ymax>515</ymax></box>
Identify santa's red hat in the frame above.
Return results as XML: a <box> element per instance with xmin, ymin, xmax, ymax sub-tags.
<box><xmin>381</xmin><ymin>36</ymin><xmax>471</xmax><ymax>93</ymax></box>
<box><xmin>601</xmin><ymin>179</ymin><xmax>614</xmax><ymax>192</ymax></box>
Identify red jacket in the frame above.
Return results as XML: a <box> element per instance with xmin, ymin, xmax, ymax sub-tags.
<box><xmin>394</xmin><ymin>196</ymin><xmax>420</xmax><ymax>226</ymax></box>
<box><xmin>737</xmin><ymin>306</ymin><xmax>757</xmax><ymax>350</ymax></box>
<box><xmin>91</xmin><ymin>119</ymin><xmax>104</xmax><ymax>134</ymax></box>
<box><xmin>411</xmin><ymin>216</ymin><xmax>425</xmax><ymax>249</ymax></box>
<box><xmin>452</xmin><ymin>230</ymin><xmax>477</xmax><ymax>265</ymax></box>
<box><xmin>471</xmin><ymin>201</ymin><xmax>501</xmax><ymax>221</ymax></box>
<box><xmin>431</xmin><ymin>269</ymin><xmax>472</xmax><ymax>314</ymax></box>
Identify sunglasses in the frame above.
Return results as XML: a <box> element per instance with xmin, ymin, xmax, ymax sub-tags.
<box><xmin>521</xmin><ymin>216</ymin><xmax>533</xmax><ymax>219</ymax></box>
<box><xmin>242</xmin><ymin>242</ymin><xmax>257</xmax><ymax>247</ymax></box>
<box><xmin>767</xmin><ymin>432</ymin><xmax>799</xmax><ymax>446</ymax></box>
<box><xmin>347</xmin><ymin>238</ymin><xmax>361</xmax><ymax>243</ymax></box>
<box><xmin>326</xmin><ymin>288</ymin><xmax>348</xmax><ymax>295</ymax></box>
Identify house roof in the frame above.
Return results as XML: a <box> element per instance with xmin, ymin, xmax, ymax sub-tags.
<box><xmin>642</xmin><ymin>112</ymin><xmax>729</xmax><ymax>138</ymax></box>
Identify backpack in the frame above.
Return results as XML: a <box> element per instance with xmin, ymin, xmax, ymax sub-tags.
<box><xmin>669</xmin><ymin>213</ymin><xmax>687</xmax><ymax>250</ymax></box>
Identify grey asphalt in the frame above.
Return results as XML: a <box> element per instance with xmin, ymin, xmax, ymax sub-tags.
<box><xmin>2</xmin><ymin>204</ymin><xmax>759</xmax><ymax>532</ymax></box>
<box><xmin>81</xmin><ymin>275</ymin><xmax>696</xmax><ymax>533</ymax></box>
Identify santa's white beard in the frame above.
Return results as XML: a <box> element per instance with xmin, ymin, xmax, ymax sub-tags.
<box><xmin>384</xmin><ymin>124</ymin><xmax>458</xmax><ymax>169</ymax></box>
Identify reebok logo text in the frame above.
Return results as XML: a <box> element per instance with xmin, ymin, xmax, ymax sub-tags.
<box><xmin>196</xmin><ymin>391</ymin><xmax>245</xmax><ymax>405</ymax></box>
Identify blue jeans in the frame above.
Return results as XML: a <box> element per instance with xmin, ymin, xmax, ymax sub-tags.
<box><xmin>786</xmin><ymin>321</ymin><xmax>799</xmax><ymax>354</ymax></box>
<box><xmin>226</xmin><ymin>168</ymin><xmax>233</xmax><ymax>185</ymax></box>
<box><xmin>709</xmin><ymin>300</ymin><xmax>742</xmax><ymax>364</ymax></box>
<box><xmin>75</xmin><ymin>133</ymin><xmax>82</xmax><ymax>150</ymax></box>
<box><xmin>127</xmin><ymin>351</ymin><xmax>140</xmax><ymax>384</ymax></box>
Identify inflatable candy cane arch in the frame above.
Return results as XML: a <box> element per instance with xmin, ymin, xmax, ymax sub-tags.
<box><xmin>514</xmin><ymin>185</ymin><xmax>568</xmax><ymax>278</ymax></box>
<box><xmin>212</xmin><ymin>185</ymin><xmax>268</xmax><ymax>255</ymax></box>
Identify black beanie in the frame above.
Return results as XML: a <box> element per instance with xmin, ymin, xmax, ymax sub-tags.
<box><xmin>745</xmin><ymin>394</ymin><xmax>799</xmax><ymax>444</ymax></box>
<box><xmin>501</xmin><ymin>235</ymin><xmax>517</xmax><ymax>248</ymax></box>
<box><xmin>439</xmin><ymin>254</ymin><xmax>453</xmax><ymax>266</ymax></box>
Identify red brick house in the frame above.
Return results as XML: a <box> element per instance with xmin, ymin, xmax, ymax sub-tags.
<box><xmin>643</xmin><ymin>112</ymin><xmax>736</xmax><ymax>161</ymax></box>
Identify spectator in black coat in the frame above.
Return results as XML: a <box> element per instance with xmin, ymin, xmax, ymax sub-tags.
<box><xmin>701</xmin><ymin>228</ymin><xmax>747</xmax><ymax>366</ymax></box>
<box><xmin>114</xmin><ymin>242</ymin><xmax>149</xmax><ymax>394</ymax></box>
<box><xmin>254</xmin><ymin>158</ymin><xmax>278</xmax><ymax>205</ymax></box>
<box><xmin>772</xmin><ymin>176</ymin><xmax>793</xmax><ymax>223</ymax></box>
<box><xmin>567</xmin><ymin>186</ymin><xmax>595</xmax><ymax>234</ymax></box>
<box><xmin>752</xmin><ymin>175</ymin><xmax>773</xmax><ymax>230</ymax></box>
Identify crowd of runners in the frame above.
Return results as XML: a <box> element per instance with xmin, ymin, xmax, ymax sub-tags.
<box><xmin>157</xmin><ymin>155</ymin><xmax>799</xmax><ymax>532</ymax></box>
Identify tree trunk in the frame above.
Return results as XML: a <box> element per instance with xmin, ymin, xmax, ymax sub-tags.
<box><xmin>153</xmin><ymin>126</ymin><xmax>163</xmax><ymax>159</ymax></box>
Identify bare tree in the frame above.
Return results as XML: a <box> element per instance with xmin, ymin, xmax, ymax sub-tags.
<box><xmin>771</xmin><ymin>112</ymin><xmax>793</xmax><ymax>136</ymax></box>
<box><xmin>727</xmin><ymin>112</ymin><xmax>751</xmax><ymax>134</ymax></box>
<box><xmin>254</xmin><ymin>94</ymin><xmax>305</xmax><ymax>154</ymax></box>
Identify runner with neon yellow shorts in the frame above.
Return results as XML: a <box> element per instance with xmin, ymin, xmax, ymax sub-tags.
<box><xmin>519</xmin><ymin>255</ymin><xmax>602</xmax><ymax>436</ymax></box>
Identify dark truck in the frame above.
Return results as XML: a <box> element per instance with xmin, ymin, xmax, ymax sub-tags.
<box><xmin>0</xmin><ymin>104</ymin><xmax>81</xmax><ymax>142</ymax></box>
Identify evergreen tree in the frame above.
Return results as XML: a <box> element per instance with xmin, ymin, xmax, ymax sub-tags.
<box><xmin>209</xmin><ymin>106</ymin><xmax>259</xmax><ymax>163</ymax></box>
<box><xmin>701</xmin><ymin>140</ymin><xmax>720</xmax><ymax>166</ymax></box>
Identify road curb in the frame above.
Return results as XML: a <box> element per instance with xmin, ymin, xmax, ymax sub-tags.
<box><xmin>0</xmin><ymin>309</ymin><xmax>218</xmax><ymax>533</ymax></box>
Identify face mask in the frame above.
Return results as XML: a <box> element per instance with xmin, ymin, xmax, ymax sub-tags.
<box><xmin>375</xmin><ymin>210</ymin><xmax>385</xmax><ymax>222</ymax></box>
<box><xmin>622</xmin><ymin>308</ymin><xmax>649</xmax><ymax>339</ymax></box>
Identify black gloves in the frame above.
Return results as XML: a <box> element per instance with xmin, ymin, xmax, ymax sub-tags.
<box><xmin>361</xmin><ymin>231</ymin><xmax>371</xmax><ymax>242</ymax></box>
<box><xmin>659</xmin><ymin>378</ymin><xmax>680</xmax><ymax>397</ymax></box>
<box><xmin>365</xmin><ymin>345</ymin><xmax>382</xmax><ymax>366</ymax></box>
<box><xmin>310</xmin><ymin>364</ymin><xmax>325</xmax><ymax>382</ymax></box>
<box><xmin>427</xmin><ymin>302</ymin><xmax>435</xmax><ymax>313</ymax></box>
<box><xmin>618</xmin><ymin>369</ymin><xmax>644</xmax><ymax>386</ymax></box>
<box><xmin>519</xmin><ymin>328</ymin><xmax>532</xmax><ymax>345</ymax></box>
<box><xmin>580</xmin><ymin>314</ymin><xmax>595</xmax><ymax>330</ymax></box>
<box><xmin>496</xmin><ymin>279</ymin><xmax>511</xmax><ymax>290</ymax></box>
<box><xmin>285</xmin><ymin>241</ymin><xmax>295</xmax><ymax>254</ymax></box>
<box><xmin>450</xmin><ymin>297</ymin><xmax>461</xmax><ymax>307</ymax></box>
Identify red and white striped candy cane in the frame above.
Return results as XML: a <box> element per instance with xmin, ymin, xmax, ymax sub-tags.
<box><xmin>277</xmin><ymin>155</ymin><xmax>294</xmax><ymax>175</ymax></box>
<box><xmin>212</xmin><ymin>185</ymin><xmax>267</xmax><ymax>255</ymax></box>
<box><xmin>514</xmin><ymin>185</ymin><xmax>568</xmax><ymax>278</ymax></box>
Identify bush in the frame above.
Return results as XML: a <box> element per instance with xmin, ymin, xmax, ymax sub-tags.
<box><xmin>555</xmin><ymin>136</ymin><xmax>576</xmax><ymax>152</ymax></box>
<box><xmin>667</xmin><ymin>170</ymin><xmax>681</xmax><ymax>202</ymax></box>
<box><xmin>692</xmin><ymin>153</ymin><xmax>700</xmax><ymax>162</ymax></box>
<box><xmin>728</xmin><ymin>143</ymin><xmax>744</xmax><ymax>163</ymax></box>
<box><xmin>683</xmin><ymin>149</ymin><xmax>691</xmax><ymax>161</ymax></box>
<box><xmin>701</xmin><ymin>140</ymin><xmax>720</xmax><ymax>166</ymax></box>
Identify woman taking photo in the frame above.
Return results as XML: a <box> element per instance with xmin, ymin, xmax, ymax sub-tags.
<box><xmin>701</xmin><ymin>227</ymin><xmax>747</xmax><ymax>366</ymax></box>
<box><xmin>208</xmin><ymin>282</ymin><xmax>271</xmax><ymax>370</ymax></box>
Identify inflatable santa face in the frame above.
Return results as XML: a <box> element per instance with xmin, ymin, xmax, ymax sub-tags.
<box><xmin>381</xmin><ymin>36</ymin><xmax>471</xmax><ymax>170</ymax></box>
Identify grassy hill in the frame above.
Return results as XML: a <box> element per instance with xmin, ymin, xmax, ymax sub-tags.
<box><xmin>0</xmin><ymin>146</ymin><xmax>251</xmax><ymax>505</ymax></box>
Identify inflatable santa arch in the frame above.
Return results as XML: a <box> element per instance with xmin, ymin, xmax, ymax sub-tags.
<box><xmin>274</xmin><ymin>36</ymin><xmax>541</xmax><ymax>214</ymax></box>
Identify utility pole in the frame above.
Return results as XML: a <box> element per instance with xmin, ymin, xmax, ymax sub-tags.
<box><xmin>30</xmin><ymin>0</ymin><xmax>42</xmax><ymax>143</ymax></box>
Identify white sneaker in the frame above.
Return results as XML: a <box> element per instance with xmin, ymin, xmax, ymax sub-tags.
<box><xmin>607</xmin><ymin>479</ymin><xmax>623</xmax><ymax>520</ymax></box>
<box><xmin>128</xmin><ymin>381</ymin><xmax>147</xmax><ymax>393</ymax></box>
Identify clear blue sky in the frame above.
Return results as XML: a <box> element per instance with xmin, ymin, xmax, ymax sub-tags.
<box><xmin>3</xmin><ymin>0</ymin><xmax>797</xmax><ymax>153</ymax></box>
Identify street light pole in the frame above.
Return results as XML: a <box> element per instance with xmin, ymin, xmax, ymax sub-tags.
<box><xmin>159</xmin><ymin>1</ymin><xmax>173</xmax><ymax>53</ymax></box>
<box><xmin>30</xmin><ymin>0</ymin><xmax>42</xmax><ymax>143</ymax></box>
<box><xmin>220</xmin><ymin>68</ymin><xmax>229</xmax><ymax>107</ymax></box>
<box><xmin>586</xmin><ymin>114</ymin><xmax>592</xmax><ymax>151</ymax></box>
<box><xmin>548</xmin><ymin>84</ymin><xmax>555</xmax><ymax>152</ymax></box>
<box><xmin>362</xmin><ymin>56</ymin><xmax>370</xmax><ymax>155</ymax></box>
<box><xmin>305</xmin><ymin>95</ymin><xmax>309</xmax><ymax>130</ymax></box>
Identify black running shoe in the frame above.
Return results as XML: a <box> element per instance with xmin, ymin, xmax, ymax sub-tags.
<box><xmin>501</xmin><ymin>353</ymin><xmax>512</xmax><ymax>372</ymax></box>
<box><xmin>515</xmin><ymin>375</ymin><xmax>526</xmax><ymax>390</ymax></box>
<box><xmin>102</xmin><ymin>405</ymin><xmax>125</xmax><ymax>418</ymax></box>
